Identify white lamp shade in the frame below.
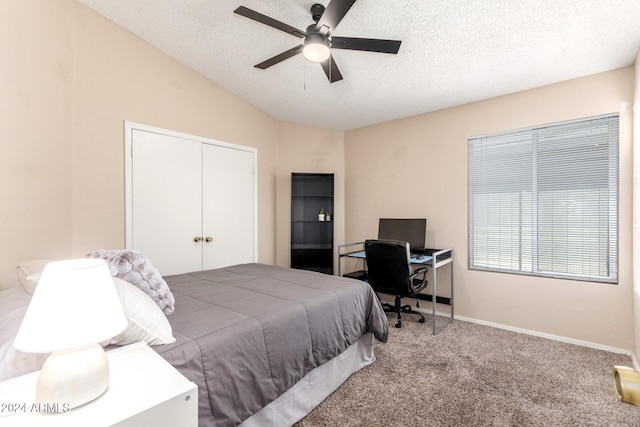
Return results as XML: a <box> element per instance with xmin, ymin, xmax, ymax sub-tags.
<box><xmin>14</xmin><ymin>258</ymin><xmax>127</xmax><ymax>353</ymax></box>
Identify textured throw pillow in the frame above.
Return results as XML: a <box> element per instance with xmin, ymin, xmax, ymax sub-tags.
<box><xmin>16</xmin><ymin>259</ymin><xmax>53</xmax><ymax>295</ymax></box>
<box><xmin>86</xmin><ymin>249</ymin><xmax>175</xmax><ymax>315</ymax></box>
<box><xmin>110</xmin><ymin>278</ymin><xmax>176</xmax><ymax>346</ymax></box>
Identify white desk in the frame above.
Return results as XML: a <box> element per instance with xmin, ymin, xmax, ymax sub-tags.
<box><xmin>0</xmin><ymin>342</ymin><xmax>197</xmax><ymax>426</ymax></box>
<box><xmin>338</xmin><ymin>242</ymin><xmax>454</xmax><ymax>334</ymax></box>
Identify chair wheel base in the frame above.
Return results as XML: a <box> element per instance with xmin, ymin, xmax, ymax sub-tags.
<box><xmin>418</xmin><ymin>318</ymin><xmax>425</xmax><ymax>323</ymax></box>
<box><xmin>395</xmin><ymin>323</ymin><xmax>402</xmax><ymax>328</ymax></box>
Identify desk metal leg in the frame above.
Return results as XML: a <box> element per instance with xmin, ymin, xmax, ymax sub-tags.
<box><xmin>448</xmin><ymin>259</ymin><xmax>454</xmax><ymax>328</ymax></box>
<box><xmin>432</xmin><ymin>259</ymin><xmax>437</xmax><ymax>335</ymax></box>
<box><xmin>431</xmin><ymin>249</ymin><xmax>453</xmax><ymax>335</ymax></box>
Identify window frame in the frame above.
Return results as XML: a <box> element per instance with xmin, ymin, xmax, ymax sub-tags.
<box><xmin>467</xmin><ymin>114</ymin><xmax>619</xmax><ymax>284</ymax></box>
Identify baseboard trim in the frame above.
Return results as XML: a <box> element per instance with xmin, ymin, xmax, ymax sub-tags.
<box><xmin>453</xmin><ymin>315</ymin><xmax>631</xmax><ymax>356</ymax></box>
<box><xmin>385</xmin><ymin>299</ymin><xmax>631</xmax><ymax>356</ymax></box>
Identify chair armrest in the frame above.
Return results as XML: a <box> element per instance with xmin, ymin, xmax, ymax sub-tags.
<box><xmin>410</xmin><ymin>268</ymin><xmax>428</xmax><ymax>279</ymax></box>
<box><xmin>409</xmin><ymin>268</ymin><xmax>429</xmax><ymax>293</ymax></box>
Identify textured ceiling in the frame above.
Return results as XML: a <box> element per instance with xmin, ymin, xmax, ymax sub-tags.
<box><xmin>77</xmin><ymin>0</ymin><xmax>640</xmax><ymax>131</ymax></box>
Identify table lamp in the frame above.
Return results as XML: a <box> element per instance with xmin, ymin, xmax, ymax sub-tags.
<box><xmin>13</xmin><ymin>258</ymin><xmax>127</xmax><ymax>410</ymax></box>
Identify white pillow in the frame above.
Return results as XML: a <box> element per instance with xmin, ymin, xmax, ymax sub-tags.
<box><xmin>15</xmin><ymin>260</ymin><xmax>175</xmax><ymax>347</ymax></box>
<box><xmin>0</xmin><ymin>277</ymin><xmax>175</xmax><ymax>381</ymax></box>
<box><xmin>0</xmin><ymin>287</ymin><xmax>49</xmax><ymax>380</ymax></box>
<box><xmin>16</xmin><ymin>260</ymin><xmax>52</xmax><ymax>295</ymax></box>
<box><xmin>110</xmin><ymin>278</ymin><xmax>176</xmax><ymax>346</ymax></box>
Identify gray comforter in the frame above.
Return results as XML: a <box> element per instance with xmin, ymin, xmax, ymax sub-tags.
<box><xmin>155</xmin><ymin>263</ymin><xmax>388</xmax><ymax>426</ymax></box>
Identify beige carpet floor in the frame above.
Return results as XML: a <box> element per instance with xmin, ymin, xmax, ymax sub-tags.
<box><xmin>296</xmin><ymin>315</ymin><xmax>639</xmax><ymax>426</ymax></box>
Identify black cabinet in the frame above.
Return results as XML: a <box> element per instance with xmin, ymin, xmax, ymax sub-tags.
<box><xmin>291</xmin><ymin>173</ymin><xmax>334</xmax><ymax>274</ymax></box>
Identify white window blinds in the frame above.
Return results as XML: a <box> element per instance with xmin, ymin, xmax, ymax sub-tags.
<box><xmin>468</xmin><ymin>115</ymin><xmax>619</xmax><ymax>283</ymax></box>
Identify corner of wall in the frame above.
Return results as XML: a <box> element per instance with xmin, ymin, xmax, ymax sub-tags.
<box><xmin>632</xmin><ymin>47</ymin><xmax>640</xmax><ymax>366</ymax></box>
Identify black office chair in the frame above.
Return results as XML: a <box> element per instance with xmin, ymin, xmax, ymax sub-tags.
<box><xmin>364</xmin><ymin>239</ymin><xmax>428</xmax><ymax>328</ymax></box>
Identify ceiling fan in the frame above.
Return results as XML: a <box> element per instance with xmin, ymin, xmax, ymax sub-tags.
<box><xmin>234</xmin><ymin>0</ymin><xmax>402</xmax><ymax>83</ymax></box>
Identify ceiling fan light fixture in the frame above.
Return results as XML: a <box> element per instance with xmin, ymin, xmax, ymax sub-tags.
<box><xmin>303</xmin><ymin>34</ymin><xmax>330</xmax><ymax>63</ymax></box>
<box><xmin>234</xmin><ymin>2</ymin><xmax>401</xmax><ymax>83</ymax></box>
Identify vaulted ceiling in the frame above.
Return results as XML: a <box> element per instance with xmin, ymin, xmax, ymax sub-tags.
<box><xmin>78</xmin><ymin>0</ymin><xmax>640</xmax><ymax>130</ymax></box>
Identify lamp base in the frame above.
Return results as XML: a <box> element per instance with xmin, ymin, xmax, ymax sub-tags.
<box><xmin>36</xmin><ymin>343</ymin><xmax>110</xmax><ymax>410</ymax></box>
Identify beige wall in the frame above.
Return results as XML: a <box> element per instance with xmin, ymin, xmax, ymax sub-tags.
<box><xmin>345</xmin><ymin>67</ymin><xmax>635</xmax><ymax>350</ymax></box>
<box><xmin>0</xmin><ymin>1</ymin><xmax>74</xmax><ymax>288</ymax></box>
<box><xmin>0</xmin><ymin>0</ymin><xmax>279</xmax><ymax>288</ymax></box>
<box><xmin>275</xmin><ymin>122</ymin><xmax>345</xmax><ymax>270</ymax></box>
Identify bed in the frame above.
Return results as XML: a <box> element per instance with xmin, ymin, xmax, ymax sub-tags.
<box><xmin>0</xmin><ymin>261</ymin><xmax>388</xmax><ymax>426</ymax></box>
<box><xmin>158</xmin><ymin>263</ymin><xmax>388</xmax><ymax>426</ymax></box>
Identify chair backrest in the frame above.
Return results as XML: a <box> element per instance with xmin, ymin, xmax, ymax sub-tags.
<box><xmin>364</xmin><ymin>239</ymin><xmax>413</xmax><ymax>296</ymax></box>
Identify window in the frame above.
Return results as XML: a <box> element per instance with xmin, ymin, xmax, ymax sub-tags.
<box><xmin>468</xmin><ymin>115</ymin><xmax>619</xmax><ymax>283</ymax></box>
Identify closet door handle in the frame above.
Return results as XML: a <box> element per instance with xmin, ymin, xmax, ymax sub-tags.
<box><xmin>205</xmin><ymin>236</ymin><xmax>213</xmax><ymax>243</ymax></box>
<box><xmin>194</xmin><ymin>236</ymin><xmax>203</xmax><ymax>243</ymax></box>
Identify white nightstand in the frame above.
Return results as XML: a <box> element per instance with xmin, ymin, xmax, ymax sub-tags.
<box><xmin>0</xmin><ymin>342</ymin><xmax>197</xmax><ymax>426</ymax></box>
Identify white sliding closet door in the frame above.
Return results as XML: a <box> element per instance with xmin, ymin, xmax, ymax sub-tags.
<box><xmin>131</xmin><ymin>130</ymin><xmax>203</xmax><ymax>275</ymax></box>
<box><xmin>202</xmin><ymin>145</ymin><xmax>254</xmax><ymax>269</ymax></box>
<box><xmin>127</xmin><ymin>123</ymin><xmax>257</xmax><ymax>276</ymax></box>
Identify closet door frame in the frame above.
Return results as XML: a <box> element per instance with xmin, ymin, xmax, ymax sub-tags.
<box><xmin>124</xmin><ymin>121</ymin><xmax>258</xmax><ymax>264</ymax></box>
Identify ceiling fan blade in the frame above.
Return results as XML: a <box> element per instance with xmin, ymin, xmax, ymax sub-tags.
<box><xmin>315</xmin><ymin>0</ymin><xmax>356</xmax><ymax>33</ymax></box>
<box><xmin>331</xmin><ymin>37</ymin><xmax>401</xmax><ymax>54</ymax></box>
<box><xmin>320</xmin><ymin>55</ymin><xmax>344</xmax><ymax>83</ymax></box>
<box><xmin>255</xmin><ymin>45</ymin><xmax>303</xmax><ymax>69</ymax></box>
<box><xmin>234</xmin><ymin>6</ymin><xmax>306</xmax><ymax>38</ymax></box>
